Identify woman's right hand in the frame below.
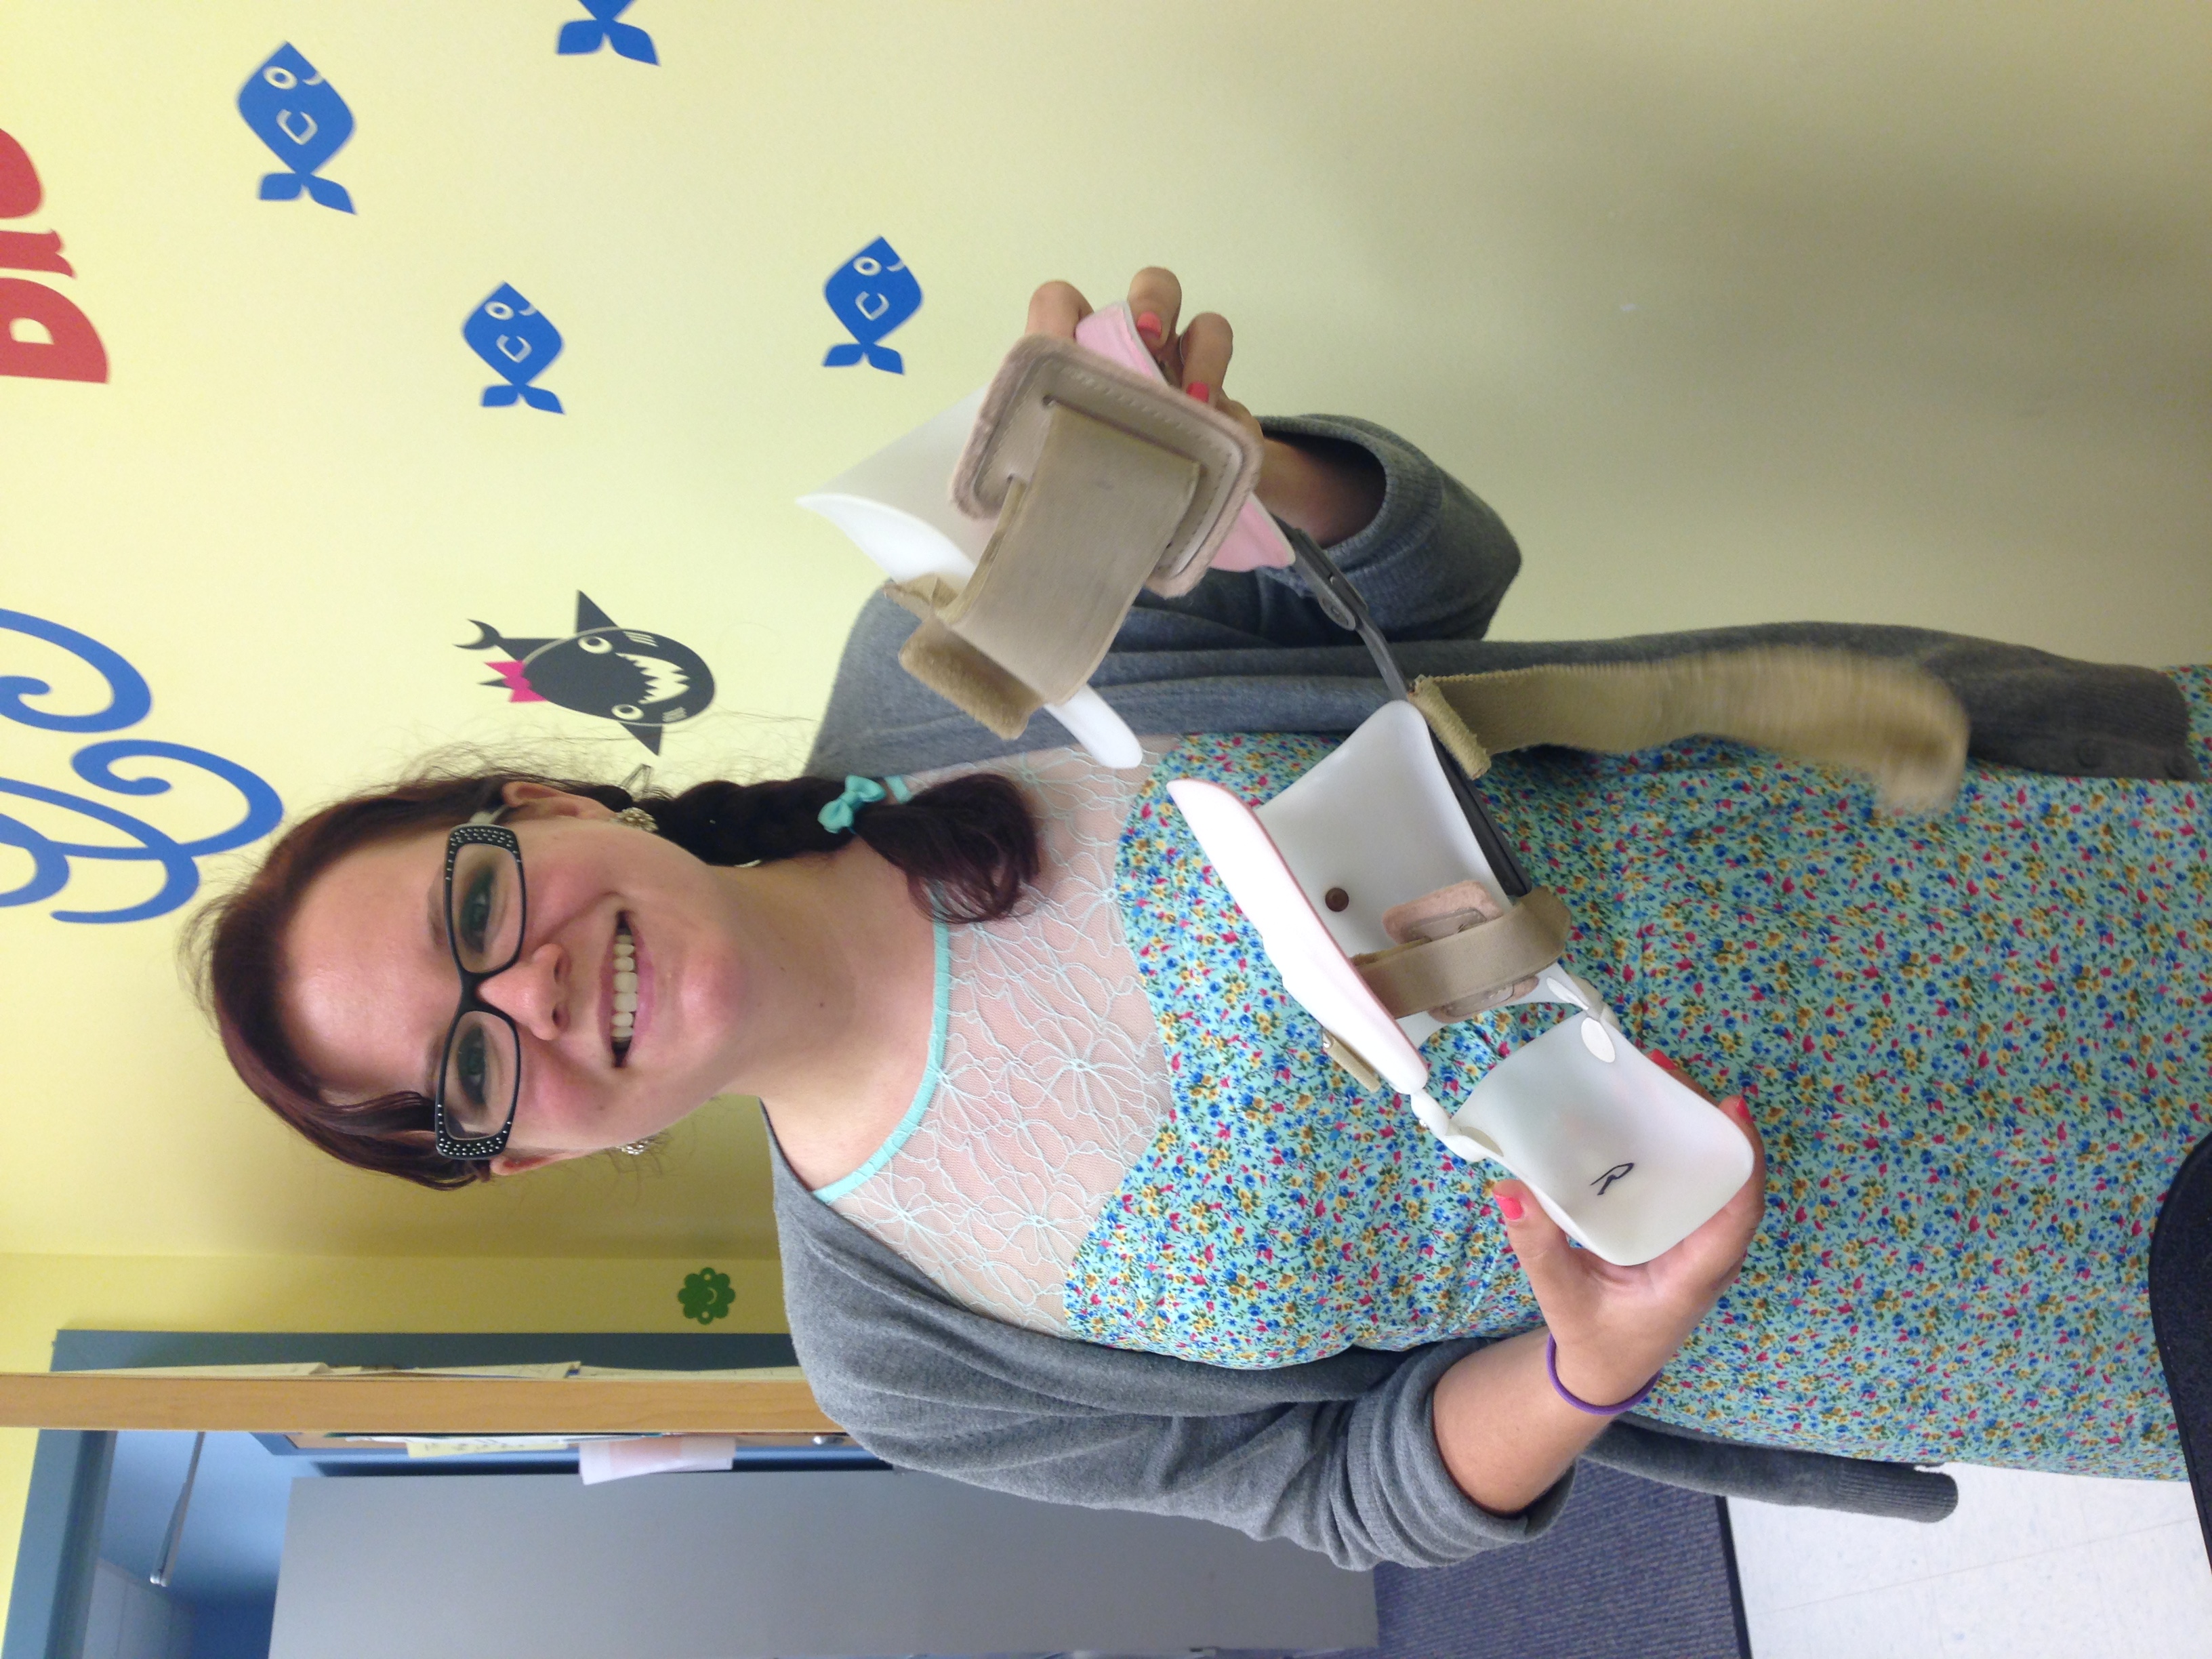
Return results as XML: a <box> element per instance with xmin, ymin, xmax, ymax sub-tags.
<box><xmin>1491</xmin><ymin>1056</ymin><xmax>1767</xmax><ymax>1407</ymax></box>
<box><xmin>1025</xmin><ymin>268</ymin><xmax>1261</xmax><ymax>447</ymax></box>
<box><xmin>1023</xmin><ymin>268</ymin><xmax>1385</xmax><ymax>546</ymax></box>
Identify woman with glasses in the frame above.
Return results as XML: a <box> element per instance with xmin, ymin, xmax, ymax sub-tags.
<box><xmin>197</xmin><ymin>268</ymin><xmax>2211</xmax><ymax>1568</ymax></box>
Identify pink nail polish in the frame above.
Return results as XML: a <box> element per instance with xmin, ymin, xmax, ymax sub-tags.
<box><xmin>1648</xmin><ymin>1050</ymin><xmax>1674</xmax><ymax>1069</ymax></box>
<box><xmin>1494</xmin><ymin>1192</ymin><xmax>1525</xmax><ymax>1223</ymax></box>
<box><xmin>1185</xmin><ymin>381</ymin><xmax>1209</xmax><ymax>404</ymax></box>
<box><xmin>1136</xmin><ymin>311</ymin><xmax>1163</xmax><ymax>343</ymax></box>
<box><xmin>1725</xmin><ymin>1095</ymin><xmax>1749</xmax><ymax>1120</ymax></box>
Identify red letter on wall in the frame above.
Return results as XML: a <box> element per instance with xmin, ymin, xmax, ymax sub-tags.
<box><xmin>0</xmin><ymin>129</ymin><xmax>40</xmax><ymax>218</ymax></box>
<box><xmin>0</xmin><ymin>128</ymin><xmax>106</xmax><ymax>383</ymax></box>
<box><xmin>0</xmin><ymin>230</ymin><xmax>72</xmax><ymax>276</ymax></box>
<box><xmin>0</xmin><ymin>279</ymin><xmax>107</xmax><ymax>382</ymax></box>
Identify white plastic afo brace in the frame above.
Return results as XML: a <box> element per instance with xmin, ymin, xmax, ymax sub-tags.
<box><xmin>799</xmin><ymin>302</ymin><xmax>1290</xmax><ymax>771</ymax></box>
<box><xmin>1412</xmin><ymin>964</ymin><xmax>1607</xmax><ymax>1166</ymax></box>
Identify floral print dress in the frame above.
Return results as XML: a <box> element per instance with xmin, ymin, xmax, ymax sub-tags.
<box><xmin>1062</xmin><ymin>668</ymin><xmax>2212</xmax><ymax>1478</ymax></box>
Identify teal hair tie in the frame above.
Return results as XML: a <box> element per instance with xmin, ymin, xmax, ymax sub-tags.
<box><xmin>818</xmin><ymin>774</ymin><xmax>888</xmax><ymax>834</ymax></box>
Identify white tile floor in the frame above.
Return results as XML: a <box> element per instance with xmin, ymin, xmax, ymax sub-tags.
<box><xmin>1729</xmin><ymin>1467</ymin><xmax>2212</xmax><ymax>1656</ymax></box>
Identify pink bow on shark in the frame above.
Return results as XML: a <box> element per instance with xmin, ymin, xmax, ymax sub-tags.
<box><xmin>488</xmin><ymin>660</ymin><xmax>545</xmax><ymax>703</ymax></box>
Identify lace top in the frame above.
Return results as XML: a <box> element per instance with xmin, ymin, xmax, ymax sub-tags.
<box><xmin>819</xmin><ymin>745</ymin><xmax>1176</xmax><ymax>1335</ymax></box>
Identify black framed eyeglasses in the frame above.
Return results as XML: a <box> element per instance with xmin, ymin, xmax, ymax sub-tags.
<box><xmin>432</xmin><ymin>811</ymin><xmax>529</xmax><ymax>1160</ymax></box>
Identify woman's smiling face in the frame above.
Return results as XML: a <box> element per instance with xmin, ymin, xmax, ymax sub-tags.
<box><xmin>279</xmin><ymin>785</ymin><xmax>752</xmax><ymax>1172</ymax></box>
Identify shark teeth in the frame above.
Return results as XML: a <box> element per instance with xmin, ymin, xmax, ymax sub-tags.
<box><xmin>612</xmin><ymin>918</ymin><xmax>637</xmax><ymax>1063</ymax></box>
<box><xmin>620</xmin><ymin>653</ymin><xmax>689</xmax><ymax>705</ymax></box>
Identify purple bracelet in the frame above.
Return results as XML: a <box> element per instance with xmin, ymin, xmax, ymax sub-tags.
<box><xmin>1545</xmin><ymin>1334</ymin><xmax>1660</xmax><ymax>1417</ymax></box>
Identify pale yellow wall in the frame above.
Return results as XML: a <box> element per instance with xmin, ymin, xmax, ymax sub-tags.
<box><xmin>3</xmin><ymin>0</ymin><xmax>2208</xmax><ymax>1634</ymax></box>
<box><xmin>5</xmin><ymin>0</ymin><xmax>2208</xmax><ymax>1261</ymax></box>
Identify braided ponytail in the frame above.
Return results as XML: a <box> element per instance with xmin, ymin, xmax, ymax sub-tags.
<box><xmin>634</xmin><ymin>772</ymin><xmax>1036</xmax><ymax>925</ymax></box>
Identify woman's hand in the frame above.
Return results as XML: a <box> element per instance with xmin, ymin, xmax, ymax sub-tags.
<box><xmin>1025</xmin><ymin>268</ymin><xmax>1263</xmax><ymax>448</ymax></box>
<box><xmin>1494</xmin><ymin>1054</ymin><xmax>1767</xmax><ymax>1408</ymax></box>
<box><xmin>1024</xmin><ymin>270</ymin><xmax>1384</xmax><ymax>546</ymax></box>
<box><xmin>1431</xmin><ymin>1056</ymin><xmax>1766</xmax><ymax>1517</ymax></box>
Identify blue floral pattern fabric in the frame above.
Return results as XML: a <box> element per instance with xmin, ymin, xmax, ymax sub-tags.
<box><xmin>1065</xmin><ymin>731</ymin><xmax>1540</xmax><ymax>1369</ymax></box>
<box><xmin>1070</xmin><ymin>669</ymin><xmax>2212</xmax><ymax>1477</ymax></box>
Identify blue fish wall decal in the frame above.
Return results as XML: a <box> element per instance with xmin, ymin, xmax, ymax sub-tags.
<box><xmin>823</xmin><ymin>237</ymin><xmax>921</xmax><ymax>373</ymax></box>
<box><xmin>558</xmin><ymin>0</ymin><xmax>658</xmax><ymax>64</ymax></box>
<box><xmin>463</xmin><ymin>283</ymin><xmax>565</xmax><ymax>412</ymax></box>
<box><xmin>237</xmin><ymin>43</ymin><xmax>356</xmax><ymax>213</ymax></box>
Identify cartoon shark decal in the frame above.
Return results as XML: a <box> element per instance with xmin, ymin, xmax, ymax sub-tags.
<box><xmin>459</xmin><ymin>593</ymin><xmax>714</xmax><ymax>752</ymax></box>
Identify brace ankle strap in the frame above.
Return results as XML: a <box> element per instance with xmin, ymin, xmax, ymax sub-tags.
<box><xmin>1353</xmin><ymin>887</ymin><xmax>1573</xmax><ymax>1021</ymax></box>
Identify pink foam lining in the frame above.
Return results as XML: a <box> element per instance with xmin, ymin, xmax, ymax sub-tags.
<box><xmin>1072</xmin><ymin>304</ymin><xmax>1296</xmax><ymax>574</ymax></box>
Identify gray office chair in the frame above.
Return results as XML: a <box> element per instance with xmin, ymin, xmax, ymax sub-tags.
<box><xmin>2150</xmin><ymin>1129</ymin><xmax>2212</xmax><ymax>1567</ymax></box>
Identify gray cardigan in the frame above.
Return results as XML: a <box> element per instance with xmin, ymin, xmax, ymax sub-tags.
<box><xmin>779</xmin><ymin>415</ymin><xmax>2196</xmax><ymax>1570</ymax></box>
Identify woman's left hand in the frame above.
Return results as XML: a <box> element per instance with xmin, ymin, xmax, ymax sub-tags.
<box><xmin>1490</xmin><ymin>1052</ymin><xmax>1767</xmax><ymax>1410</ymax></box>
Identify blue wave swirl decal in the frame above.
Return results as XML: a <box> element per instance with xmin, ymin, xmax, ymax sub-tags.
<box><xmin>0</xmin><ymin>608</ymin><xmax>151</xmax><ymax>731</ymax></box>
<box><xmin>2</xmin><ymin>609</ymin><xmax>284</xmax><ymax>924</ymax></box>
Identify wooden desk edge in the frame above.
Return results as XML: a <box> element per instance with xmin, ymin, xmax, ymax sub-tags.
<box><xmin>0</xmin><ymin>1373</ymin><xmax>842</xmax><ymax>1435</ymax></box>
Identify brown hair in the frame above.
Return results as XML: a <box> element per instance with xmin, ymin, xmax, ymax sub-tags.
<box><xmin>189</xmin><ymin>761</ymin><xmax>1038</xmax><ymax>1189</ymax></box>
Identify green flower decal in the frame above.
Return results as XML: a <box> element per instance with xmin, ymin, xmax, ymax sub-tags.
<box><xmin>678</xmin><ymin>1266</ymin><xmax>734</xmax><ymax>1326</ymax></box>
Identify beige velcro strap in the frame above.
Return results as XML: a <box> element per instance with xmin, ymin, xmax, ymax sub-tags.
<box><xmin>1352</xmin><ymin>887</ymin><xmax>1572</xmax><ymax>1021</ymax></box>
<box><xmin>888</xmin><ymin>595</ymin><xmax>1048</xmax><ymax>741</ymax></box>
<box><xmin>1410</xmin><ymin>647</ymin><xmax>1969</xmax><ymax>815</ymax></box>
<box><xmin>953</xmin><ymin>333</ymin><xmax>1261</xmax><ymax>598</ymax></box>
<box><xmin>1377</xmin><ymin>880</ymin><xmax>1539</xmax><ymax>1019</ymax></box>
<box><xmin>893</xmin><ymin>403</ymin><xmax>1200</xmax><ymax>732</ymax></box>
<box><xmin>894</xmin><ymin>335</ymin><xmax>1265</xmax><ymax>739</ymax></box>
